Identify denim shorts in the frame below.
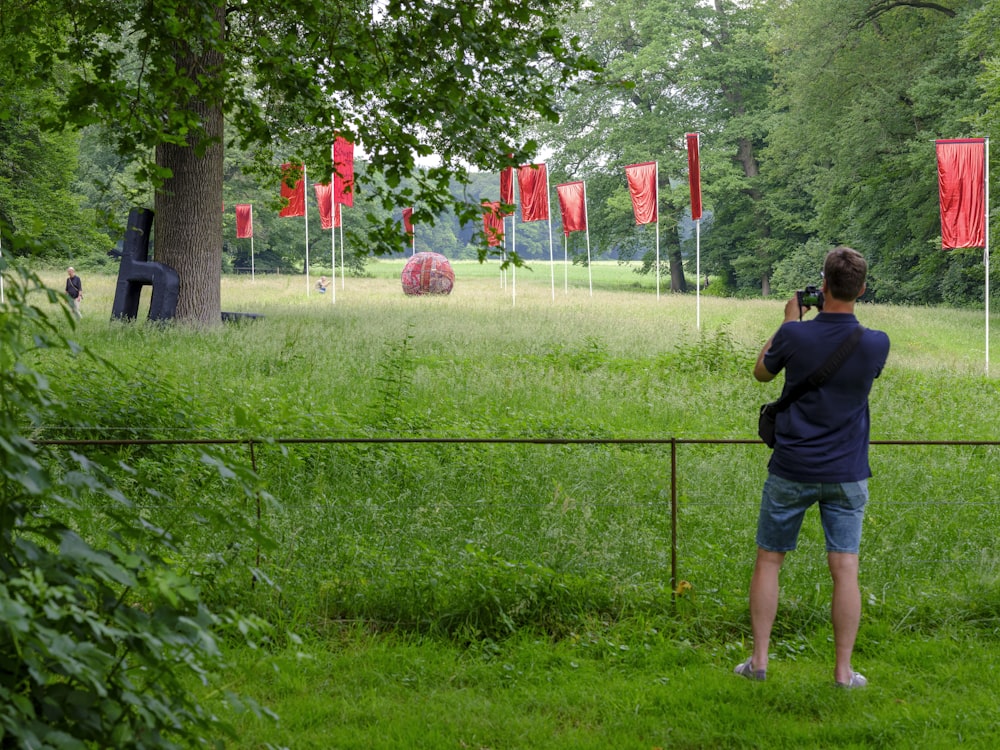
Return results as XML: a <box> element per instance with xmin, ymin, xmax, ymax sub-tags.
<box><xmin>756</xmin><ymin>474</ymin><xmax>869</xmax><ymax>554</ymax></box>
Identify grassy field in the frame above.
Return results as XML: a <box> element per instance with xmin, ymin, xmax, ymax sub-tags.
<box><xmin>28</xmin><ymin>260</ymin><xmax>1000</xmax><ymax>748</ymax></box>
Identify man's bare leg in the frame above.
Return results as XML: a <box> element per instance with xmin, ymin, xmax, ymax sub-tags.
<box><xmin>828</xmin><ymin>551</ymin><xmax>862</xmax><ymax>684</ymax></box>
<box><xmin>748</xmin><ymin>548</ymin><xmax>786</xmax><ymax>673</ymax></box>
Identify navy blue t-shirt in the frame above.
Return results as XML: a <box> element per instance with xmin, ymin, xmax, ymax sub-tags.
<box><xmin>763</xmin><ymin>312</ymin><xmax>890</xmax><ymax>483</ymax></box>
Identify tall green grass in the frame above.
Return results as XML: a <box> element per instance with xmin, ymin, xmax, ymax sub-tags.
<box><xmin>29</xmin><ymin>262</ymin><xmax>1000</xmax><ymax>748</ymax></box>
<box><xmin>33</xmin><ymin>264</ymin><xmax>1000</xmax><ymax>622</ymax></box>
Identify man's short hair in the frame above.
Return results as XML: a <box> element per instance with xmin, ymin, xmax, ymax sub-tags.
<box><xmin>824</xmin><ymin>246</ymin><xmax>867</xmax><ymax>301</ymax></box>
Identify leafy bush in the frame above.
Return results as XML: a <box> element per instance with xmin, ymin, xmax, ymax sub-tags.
<box><xmin>0</xmin><ymin>259</ymin><xmax>277</xmax><ymax>748</ymax></box>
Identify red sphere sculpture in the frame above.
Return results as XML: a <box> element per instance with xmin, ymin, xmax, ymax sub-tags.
<box><xmin>401</xmin><ymin>252</ymin><xmax>455</xmax><ymax>295</ymax></box>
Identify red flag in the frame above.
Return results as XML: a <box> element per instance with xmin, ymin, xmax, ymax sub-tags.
<box><xmin>402</xmin><ymin>207</ymin><xmax>414</xmax><ymax>237</ymax></box>
<box><xmin>936</xmin><ymin>139</ymin><xmax>986</xmax><ymax>249</ymax></box>
<box><xmin>556</xmin><ymin>182</ymin><xmax>587</xmax><ymax>236</ymax></box>
<box><xmin>279</xmin><ymin>163</ymin><xmax>305</xmax><ymax>217</ymax></box>
<box><xmin>482</xmin><ymin>201</ymin><xmax>504</xmax><ymax>247</ymax></box>
<box><xmin>334</xmin><ymin>202</ymin><xmax>342</xmax><ymax>229</ymax></box>
<box><xmin>625</xmin><ymin>162</ymin><xmax>658</xmax><ymax>225</ymax></box>
<box><xmin>314</xmin><ymin>183</ymin><xmax>334</xmax><ymax>230</ymax></box>
<box><xmin>686</xmin><ymin>133</ymin><xmax>703</xmax><ymax>220</ymax></box>
<box><xmin>500</xmin><ymin>165</ymin><xmax>514</xmax><ymax>214</ymax></box>
<box><xmin>517</xmin><ymin>163</ymin><xmax>549</xmax><ymax>222</ymax></box>
<box><xmin>235</xmin><ymin>204</ymin><xmax>253</xmax><ymax>238</ymax></box>
<box><xmin>333</xmin><ymin>136</ymin><xmax>355</xmax><ymax>208</ymax></box>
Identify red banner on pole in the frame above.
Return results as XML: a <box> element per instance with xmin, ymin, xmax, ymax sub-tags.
<box><xmin>517</xmin><ymin>163</ymin><xmax>549</xmax><ymax>222</ymax></box>
<box><xmin>482</xmin><ymin>201</ymin><xmax>505</xmax><ymax>247</ymax></box>
<box><xmin>936</xmin><ymin>138</ymin><xmax>986</xmax><ymax>249</ymax></box>
<box><xmin>625</xmin><ymin>162</ymin><xmax>658</xmax><ymax>225</ymax></box>
<box><xmin>333</xmin><ymin>136</ymin><xmax>355</xmax><ymax>208</ymax></box>
<box><xmin>235</xmin><ymin>204</ymin><xmax>253</xmax><ymax>238</ymax></box>
<box><xmin>314</xmin><ymin>183</ymin><xmax>333</xmax><ymax>230</ymax></box>
<box><xmin>279</xmin><ymin>163</ymin><xmax>305</xmax><ymax>217</ymax></box>
<box><xmin>500</xmin><ymin>165</ymin><xmax>514</xmax><ymax>213</ymax></box>
<box><xmin>402</xmin><ymin>207</ymin><xmax>414</xmax><ymax>237</ymax></box>
<box><xmin>686</xmin><ymin>133</ymin><xmax>703</xmax><ymax>220</ymax></box>
<box><xmin>556</xmin><ymin>181</ymin><xmax>587</xmax><ymax>236</ymax></box>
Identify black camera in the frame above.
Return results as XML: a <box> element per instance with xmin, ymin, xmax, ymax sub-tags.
<box><xmin>796</xmin><ymin>284</ymin><xmax>824</xmax><ymax>311</ymax></box>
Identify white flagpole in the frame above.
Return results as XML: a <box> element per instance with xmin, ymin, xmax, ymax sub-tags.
<box><xmin>655</xmin><ymin>161</ymin><xmax>660</xmax><ymax>300</ymax></box>
<box><xmin>331</xmin><ymin>203</ymin><xmax>336</xmax><ymax>304</ymax></box>
<box><xmin>584</xmin><ymin>182</ymin><xmax>592</xmax><ymax>297</ymax></box>
<box><xmin>500</xmin><ymin>219</ymin><xmax>507</xmax><ymax>289</ymax></box>
<box><xmin>512</xmin><ymin>175</ymin><xmax>518</xmax><ymax>306</ymax></box>
<box><xmin>985</xmin><ymin>137</ymin><xmax>991</xmax><ymax>375</ymax></box>
<box><xmin>500</xmin><ymin>239</ymin><xmax>505</xmax><ymax>289</ymax></box>
<box><xmin>690</xmin><ymin>132</ymin><xmax>703</xmax><ymax>328</ymax></box>
<box><xmin>339</xmin><ymin>207</ymin><xmax>345</xmax><ymax>289</ymax></box>
<box><xmin>330</xmin><ymin>140</ymin><xmax>346</xmax><ymax>292</ymax></box>
<box><xmin>250</xmin><ymin>205</ymin><xmax>256</xmax><ymax>282</ymax></box>
<box><xmin>696</xmin><ymin>218</ymin><xmax>701</xmax><ymax>329</ymax></box>
<box><xmin>546</xmin><ymin>167</ymin><xmax>555</xmax><ymax>301</ymax></box>
<box><xmin>563</xmin><ymin>234</ymin><xmax>569</xmax><ymax>294</ymax></box>
<box><xmin>304</xmin><ymin>166</ymin><xmax>311</xmax><ymax>295</ymax></box>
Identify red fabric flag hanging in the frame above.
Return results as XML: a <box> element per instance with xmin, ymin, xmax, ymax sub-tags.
<box><xmin>402</xmin><ymin>207</ymin><xmax>414</xmax><ymax>237</ymax></box>
<box><xmin>333</xmin><ymin>202</ymin><xmax>342</xmax><ymax>229</ymax></box>
<box><xmin>235</xmin><ymin>204</ymin><xmax>253</xmax><ymax>238</ymax></box>
<box><xmin>500</xmin><ymin>165</ymin><xmax>514</xmax><ymax>215</ymax></box>
<box><xmin>333</xmin><ymin>136</ymin><xmax>355</xmax><ymax>208</ymax></box>
<box><xmin>482</xmin><ymin>201</ymin><xmax>505</xmax><ymax>247</ymax></box>
<box><xmin>686</xmin><ymin>133</ymin><xmax>703</xmax><ymax>220</ymax></box>
<box><xmin>556</xmin><ymin>181</ymin><xmax>587</xmax><ymax>236</ymax></box>
<box><xmin>517</xmin><ymin>163</ymin><xmax>549</xmax><ymax>222</ymax></box>
<box><xmin>279</xmin><ymin>163</ymin><xmax>305</xmax><ymax>217</ymax></box>
<box><xmin>625</xmin><ymin>162</ymin><xmax>658</xmax><ymax>225</ymax></box>
<box><xmin>936</xmin><ymin>139</ymin><xmax>986</xmax><ymax>249</ymax></box>
<box><xmin>314</xmin><ymin>183</ymin><xmax>334</xmax><ymax>230</ymax></box>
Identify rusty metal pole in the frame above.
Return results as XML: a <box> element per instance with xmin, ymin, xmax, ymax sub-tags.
<box><xmin>248</xmin><ymin>440</ymin><xmax>261</xmax><ymax>585</ymax></box>
<box><xmin>670</xmin><ymin>438</ymin><xmax>678</xmax><ymax>604</ymax></box>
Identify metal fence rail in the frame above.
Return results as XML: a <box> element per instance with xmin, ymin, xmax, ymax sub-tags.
<box><xmin>36</xmin><ymin>436</ymin><xmax>1000</xmax><ymax>599</ymax></box>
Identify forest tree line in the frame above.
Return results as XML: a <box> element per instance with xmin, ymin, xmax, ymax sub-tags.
<box><xmin>1</xmin><ymin>0</ymin><xmax>999</xmax><ymax>306</ymax></box>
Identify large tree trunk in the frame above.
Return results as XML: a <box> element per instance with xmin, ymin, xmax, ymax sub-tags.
<box><xmin>669</xmin><ymin>246</ymin><xmax>688</xmax><ymax>293</ymax></box>
<box><xmin>154</xmin><ymin>5</ymin><xmax>225</xmax><ymax>325</ymax></box>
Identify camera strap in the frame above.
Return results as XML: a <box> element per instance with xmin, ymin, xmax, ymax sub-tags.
<box><xmin>769</xmin><ymin>325</ymin><xmax>865</xmax><ymax>414</ymax></box>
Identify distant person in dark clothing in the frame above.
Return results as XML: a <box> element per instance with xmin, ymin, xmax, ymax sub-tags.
<box><xmin>66</xmin><ymin>267</ymin><xmax>83</xmax><ymax>318</ymax></box>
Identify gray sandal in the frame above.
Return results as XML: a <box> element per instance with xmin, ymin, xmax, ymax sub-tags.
<box><xmin>734</xmin><ymin>657</ymin><xmax>766</xmax><ymax>681</ymax></box>
<box><xmin>836</xmin><ymin>671</ymin><xmax>867</xmax><ymax>689</ymax></box>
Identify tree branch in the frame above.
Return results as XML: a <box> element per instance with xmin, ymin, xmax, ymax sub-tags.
<box><xmin>855</xmin><ymin>0</ymin><xmax>956</xmax><ymax>30</ymax></box>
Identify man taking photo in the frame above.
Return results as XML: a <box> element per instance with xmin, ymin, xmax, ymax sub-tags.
<box><xmin>736</xmin><ymin>246</ymin><xmax>890</xmax><ymax>688</ymax></box>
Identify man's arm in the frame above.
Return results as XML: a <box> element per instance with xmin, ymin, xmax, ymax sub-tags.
<box><xmin>754</xmin><ymin>296</ymin><xmax>805</xmax><ymax>383</ymax></box>
<box><xmin>754</xmin><ymin>337</ymin><xmax>777</xmax><ymax>382</ymax></box>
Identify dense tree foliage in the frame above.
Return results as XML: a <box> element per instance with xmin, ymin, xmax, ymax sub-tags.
<box><xmin>530</xmin><ymin>0</ymin><xmax>779</xmax><ymax>292</ymax></box>
<box><xmin>759</xmin><ymin>0</ymin><xmax>988</xmax><ymax>304</ymax></box>
<box><xmin>1</xmin><ymin>0</ymin><xmax>997</xmax><ymax>307</ymax></box>
<box><xmin>0</xmin><ymin>63</ymin><xmax>109</xmax><ymax>263</ymax></box>
<box><xmin>534</xmin><ymin>0</ymin><xmax>994</xmax><ymax>304</ymax></box>
<box><xmin>0</xmin><ymin>0</ymin><xmax>595</xmax><ymax>323</ymax></box>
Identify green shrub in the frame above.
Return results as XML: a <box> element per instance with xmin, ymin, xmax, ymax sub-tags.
<box><xmin>0</xmin><ymin>260</ymin><xmax>277</xmax><ymax>748</ymax></box>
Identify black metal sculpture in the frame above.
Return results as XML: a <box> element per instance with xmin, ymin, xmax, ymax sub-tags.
<box><xmin>109</xmin><ymin>208</ymin><xmax>180</xmax><ymax>322</ymax></box>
